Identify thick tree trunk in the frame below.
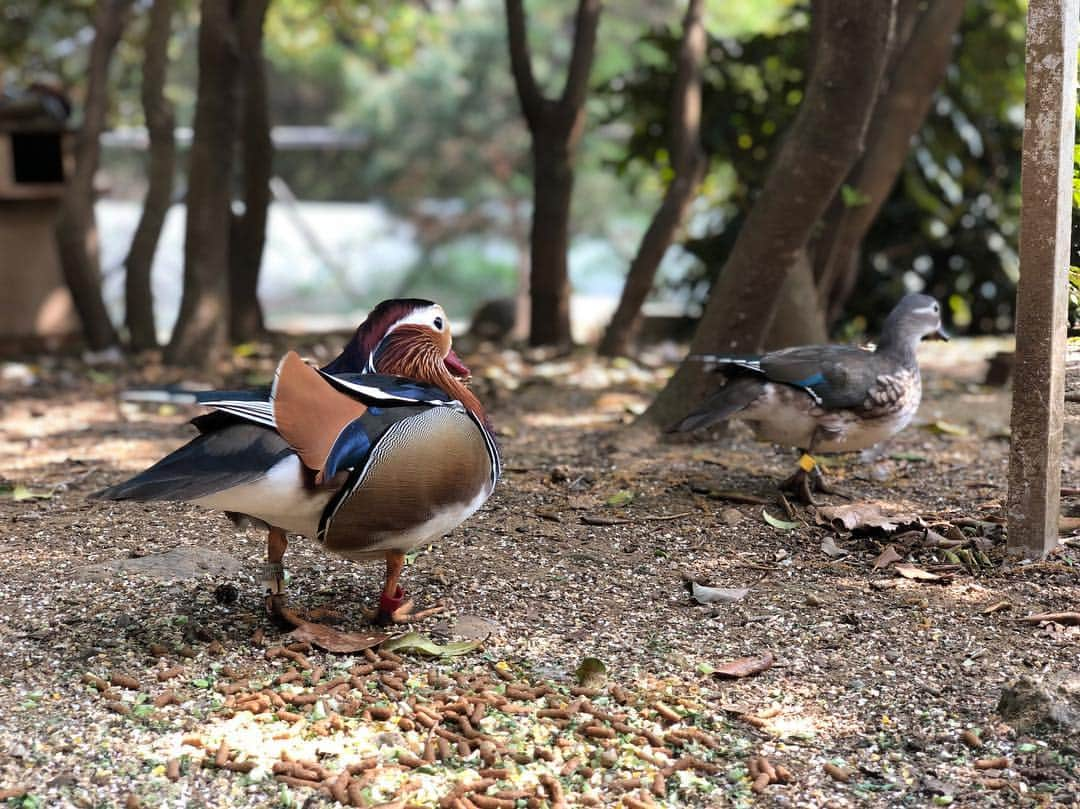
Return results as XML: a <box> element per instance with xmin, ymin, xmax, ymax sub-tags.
<box><xmin>598</xmin><ymin>0</ymin><xmax>706</xmax><ymax>357</ymax></box>
<box><xmin>762</xmin><ymin>249</ymin><xmax>828</xmax><ymax>350</ymax></box>
<box><xmin>54</xmin><ymin>0</ymin><xmax>133</xmax><ymax>352</ymax></box>
<box><xmin>123</xmin><ymin>0</ymin><xmax>175</xmax><ymax>351</ymax></box>
<box><xmin>505</xmin><ymin>0</ymin><xmax>601</xmax><ymax>348</ymax></box>
<box><xmin>815</xmin><ymin>0</ymin><xmax>966</xmax><ymax>322</ymax></box>
<box><xmin>228</xmin><ymin>0</ymin><xmax>272</xmax><ymax>343</ymax></box>
<box><xmin>644</xmin><ymin>0</ymin><xmax>896</xmax><ymax>427</ymax></box>
<box><xmin>528</xmin><ymin>133</ymin><xmax>574</xmax><ymax>346</ymax></box>
<box><xmin>165</xmin><ymin>0</ymin><xmax>238</xmax><ymax>365</ymax></box>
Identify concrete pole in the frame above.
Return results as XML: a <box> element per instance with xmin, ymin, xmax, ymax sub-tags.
<box><xmin>1006</xmin><ymin>0</ymin><xmax>1078</xmax><ymax>558</ymax></box>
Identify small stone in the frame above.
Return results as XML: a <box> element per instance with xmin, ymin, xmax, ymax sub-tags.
<box><xmin>214</xmin><ymin>583</ymin><xmax>239</xmax><ymax>605</ymax></box>
<box><xmin>997</xmin><ymin>670</ymin><xmax>1080</xmax><ymax>733</ymax></box>
<box><xmin>884</xmin><ymin>649</ymin><xmax>901</xmax><ymax>663</ymax></box>
<box><xmin>720</xmin><ymin>508</ymin><xmax>743</xmax><ymax>526</ymax></box>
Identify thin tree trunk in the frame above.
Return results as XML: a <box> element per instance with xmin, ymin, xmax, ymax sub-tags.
<box><xmin>644</xmin><ymin>0</ymin><xmax>896</xmax><ymax>427</ymax></box>
<box><xmin>123</xmin><ymin>0</ymin><xmax>175</xmax><ymax>351</ymax></box>
<box><xmin>599</xmin><ymin>0</ymin><xmax>706</xmax><ymax>357</ymax></box>
<box><xmin>505</xmin><ymin>0</ymin><xmax>601</xmax><ymax>348</ymax></box>
<box><xmin>228</xmin><ymin>0</ymin><xmax>272</xmax><ymax>343</ymax></box>
<box><xmin>165</xmin><ymin>0</ymin><xmax>238</xmax><ymax>365</ymax></box>
<box><xmin>815</xmin><ymin>0</ymin><xmax>966</xmax><ymax>322</ymax></box>
<box><xmin>54</xmin><ymin>0</ymin><xmax>133</xmax><ymax>352</ymax></box>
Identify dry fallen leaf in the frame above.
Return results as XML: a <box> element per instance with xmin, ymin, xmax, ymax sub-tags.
<box><xmin>285</xmin><ymin>612</ymin><xmax>389</xmax><ymax>653</ymax></box>
<box><xmin>686</xmin><ymin>580</ymin><xmax>750</xmax><ymax>605</ymax></box>
<box><xmin>894</xmin><ymin>564</ymin><xmax>942</xmax><ymax>581</ymax></box>
<box><xmin>713</xmin><ymin>652</ymin><xmax>775</xmax><ymax>679</ymax></box>
<box><xmin>816</xmin><ymin>502</ymin><xmax>922</xmax><ymax>534</ymax></box>
<box><xmin>1015</xmin><ymin>612</ymin><xmax>1080</xmax><ymax>626</ymax></box>
<box><xmin>820</xmin><ymin>536</ymin><xmax>849</xmax><ymax>558</ymax></box>
<box><xmin>873</xmin><ymin>544</ymin><xmax>903</xmax><ymax>569</ymax></box>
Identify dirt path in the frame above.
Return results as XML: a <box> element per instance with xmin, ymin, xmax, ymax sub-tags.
<box><xmin>0</xmin><ymin>338</ymin><xmax>1076</xmax><ymax>808</ymax></box>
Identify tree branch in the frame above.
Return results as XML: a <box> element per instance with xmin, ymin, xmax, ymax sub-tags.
<box><xmin>559</xmin><ymin>0</ymin><xmax>602</xmax><ymax>112</ymax></box>
<box><xmin>504</xmin><ymin>0</ymin><xmax>544</xmax><ymax>127</ymax></box>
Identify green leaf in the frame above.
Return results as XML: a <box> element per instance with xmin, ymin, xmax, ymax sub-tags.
<box><xmin>574</xmin><ymin>656</ymin><xmax>607</xmax><ymax>688</ymax></box>
<box><xmin>840</xmin><ymin>184</ymin><xmax>870</xmax><ymax>208</ymax></box>
<box><xmin>889</xmin><ymin>452</ymin><xmax>927</xmax><ymax>462</ymax></box>
<box><xmin>381</xmin><ymin>632</ymin><xmax>484</xmax><ymax>658</ymax></box>
<box><xmin>606</xmin><ymin>490</ymin><xmax>634</xmax><ymax>507</ymax></box>
<box><xmin>923</xmin><ymin>420</ymin><xmax>969</xmax><ymax>436</ymax></box>
<box><xmin>762</xmin><ymin>508</ymin><xmax>800</xmax><ymax>531</ymax></box>
<box><xmin>11</xmin><ymin>485</ymin><xmax>53</xmax><ymax>501</ymax></box>
<box><xmin>191</xmin><ymin>678</ymin><xmax>209</xmax><ymax>688</ymax></box>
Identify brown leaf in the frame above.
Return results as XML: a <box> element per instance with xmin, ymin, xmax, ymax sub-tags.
<box><xmin>713</xmin><ymin>652</ymin><xmax>775</xmax><ymax>679</ymax></box>
<box><xmin>894</xmin><ymin>564</ymin><xmax>943</xmax><ymax>581</ymax></box>
<box><xmin>288</xmin><ymin>619</ymin><xmax>389</xmax><ymax>653</ymax></box>
<box><xmin>816</xmin><ymin>502</ymin><xmax>922</xmax><ymax>534</ymax></box>
<box><xmin>873</xmin><ymin>544</ymin><xmax>903</xmax><ymax>569</ymax></box>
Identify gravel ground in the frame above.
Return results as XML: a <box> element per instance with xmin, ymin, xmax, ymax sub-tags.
<box><xmin>0</xmin><ymin>336</ymin><xmax>1077</xmax><ymax>808</ymax></box>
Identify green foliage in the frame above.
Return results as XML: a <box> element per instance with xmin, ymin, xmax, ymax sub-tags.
<box><xmin>610</xmin><ymin>0</ymin><xmax>1030</xmax><ymax>335</ymax></box>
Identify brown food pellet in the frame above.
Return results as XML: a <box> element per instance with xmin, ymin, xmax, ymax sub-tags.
<box><xmin>274</xmin><ymin>774</ymin><xmax>323</xmax><ymax>790</ymax></box>
<box><xmin>81</xmin><ymin>673</ymin><xmax>109</xmax><ymax>691</ymax></box>
<box><xmin>651</xmin><ymin>772</ymin><xmax>666</xmax><ymax>797</ymax></box>
<box><xmin>437</xmin><ymin>736</ymin><xmax>453</xmax><ymax>761</ymax></box>
<box><xmin>156</xmin><ymin>666</ymin><xmax>184</xmax><ymax>682</ymax></box>
<box><xmin>374</xmin><ymin>659</ymin><xmax>400</xmax><ymax>671</ymax></box>
<box><xmin>398</xmin><ymin>754</ymin><xmax>425</xmax><ymax>768</ymax></box>
<box><xmin>223</xmin><ymin>760</ymin><xmax>255</xmax><ymax>773</ymax></box>
<box><xmin>328</xmin><ymin>773</ymin><xmax>349</xmax><ymax>804</ymax></box>
<box><xmin>758</xmin><ymin>756</ymin><xmax>777</xmax><ymax>781</ymax></box>
<box><xmin>622</xmin><ymin>797</ymin><xmax>652</xmax><ymax>809</ymax></box>
<box><xmin>206</xmin><ymin>640</ymin><xmax>224</xmax><ymax>655</ymax></box>
<box><xmin>153</xmin><ymin>690</ymin><xmax>178</xmax><ymax>708</ymax></box>
<box><xmin>276</xmin><ymin>669</ymin><xmax>301</xmax><ymax>685</ymax></box>
<box><xmin>181</xmin><ymin>735</ymin><xmax>205</xmax><ymax>748</ymax></box>
<box><xmin>468</xmin><ymin>797</ymin><xmax>514</xmax><ymax>809</ymax></box>
<box><xmin>351</xmin><ymin>663</ymin><xmax>375</xmax><ymax>677</ymax></box>
<box><xmin>125</xmin><ymin>793</ymin><xmax>141</xmax><ymax>809</ymax></box>
<box><xmin>214</xmin><ymin>741</ymin><xmax>230</xmax><ymax>768</ymax></box>
<box><xmin>979</xmin><ymin>777</ymin><xmax>1008</xmax><ymax>789</ymax></box>
<box><xmin>751</xmin><ymin>772</ymin><xmax>771</xmax><ymax>793</ymax></box>
<box><xmin>363</xmin><ymin>648</ymin><xmax>379</xmax><ymax>662</ymax></box>
<box><xmin>653</xmin><ymin>703</ymin><xmax>681</xmax><ymax>723</ymax></box>
<box><xmin>178</xmin><ymin>645</ymin><xmax>196</xmax><ymax>659</ymax></box>
<box><xmin>582</xmin><ymin>725</ymin><xmax>615</xmax><ymax>739</ymax></box>
<box><xmin>748</xmin><ymin>757</ymin><xmax>761</xmax><ymax>778</ymax></box>
<box><xmin>610</xmin><ymin>777</ymin><xmax>643</xmax><ymax>792</ymax></box>
<box><xmin>277</xmin><ymin>709</ymin><xmax>304</xmax><ymax>723</ymax></box>
<box><xmin>974</xmin><ymin>757</ymin><xmax>1009</xmax><ymax>770</ymax></box>
<box><xmin>347</xmin><ymin>757</ymin><xmax>379</xmax><ymax>774</ymax></box>
<box><xmin>148</xmin><ymin>643</ymin><xmax>169</xmax><ymax>657</ymax></box>
<box><xmin>286</xmin><ymin>642</ymin><xmax>312</xmax><ymax>653</ymax></box>
<box><xmin>110</xmin><ymin>674</ymin><xmax>140</xmax><ymax>690</ymax></box>
<box><xmin>165</xmin><ymin>758</ymin><xmax>181</xmax><ymax>782</ymax></box>
<box><xmin>823</xmin><ymin>763</ymin><xmax>851</xmax><ymax>782</ymax></box>
<box><xmin>961</xmin><ymin>729</ymin><xmax>983</xmax><ymax>749</ymax></box>
<box><xmin>251</xmin><ymin>628</ymin><xmax>264</xmax><ymax>645</ymax></box>
<box><xmin>457</xmin><ymin>738</ymin><xmax>472</xmax><ymax>757</ymax></box>
<box><xmin>369</xmin><ymin>705</ymin><xmax>393</xmax><ymax>720</ymax></box>
<box><xmin>478</xmin><ymin>768</ymin><xmax>509</xmax><ymax>779</ymax></box>
<box><xmin>106</xmin><ymin>701</ymin><xmax>131</xmax><ymax>716</ymax></box>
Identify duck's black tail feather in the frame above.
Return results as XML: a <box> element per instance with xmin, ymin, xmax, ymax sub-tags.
<box><xmin>666</xmin><ymin>376</ymin><xmax>764</xmax><ymax>433</ymax></box>
<box><xmin>90</xmin><ymin>424</ymin><xmax>292</xmax><ymax>502</ymax></box>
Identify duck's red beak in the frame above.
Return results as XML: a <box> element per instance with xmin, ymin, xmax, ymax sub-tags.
<box><xmin>444</xmin><ymin>349</ymin><xmax>471</xmax><ymax>379</ymax></box>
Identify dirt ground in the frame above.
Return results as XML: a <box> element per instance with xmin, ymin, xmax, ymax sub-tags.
<box><xmin>0</xmin><ymin>335</ymin><xmax>1077</xmax><ymax>809</ymax></box>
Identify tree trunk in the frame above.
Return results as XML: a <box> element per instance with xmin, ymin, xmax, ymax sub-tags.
<box><xmin>763</xmin><ymin>249</ymin><xmax>828</xmax><ymax>350</ymax></box>
<box><xmin>54</xmin><ymin>0</ymin><xmax>133</xmax><ymax>352</ymax></box>
<box><xmin>228</xmin><ymin>0</ymin><xmax>272</xmax><ymax>343</ymax></box>
<box><xmin>598</xmin><ymin>0</ymin><xmax>706</xmax><ymax>357</ymax></box>
<box><xmin>815</xmin><ymin>0</ymin><xmax>966</xmax><ymax>322</ymax></box>
<box><xmin>505</xmin><ymin>0</ymin><xmax>601</xmax><ymax>348</ymax></box>
<box><xmin>165</xmin><ymin>0</ymin><xmax>238</xmax><ymax>365</ymax></box>
<box><xmin>123</xmin><ymin>0</ymin><xmax>175</xmax><ymax>351</ymax></box>
<box><xmin>643</xmin><ymin>0</ymin><xmax>896</xmax><ymax>427</ymax></box>
<box><xmin>528</xmin><ymin>133</ymin><xmax>575</xmax><ymax>346</ymax></box>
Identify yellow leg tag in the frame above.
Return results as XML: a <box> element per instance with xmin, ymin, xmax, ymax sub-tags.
<box><xmin>798</xmin><ymin>453</ymin><xmax>817</xmax><ymax>473</ymax></box>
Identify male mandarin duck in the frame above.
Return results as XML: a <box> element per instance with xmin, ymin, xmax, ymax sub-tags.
<box><xmin>94</xmin><ymin>299</ymin><xmax>500</xmax><ymax>626</ymax></box>
<box><xmin>670</xmin><ymin>293</ymin><xmax>948</xmax><ymax>504</ymax></box>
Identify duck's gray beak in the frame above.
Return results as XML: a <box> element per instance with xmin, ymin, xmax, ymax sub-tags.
<box><xmin>933</xmin><ymin>326</ymin><xmax>950</xmax><ymax>342</ymax></box>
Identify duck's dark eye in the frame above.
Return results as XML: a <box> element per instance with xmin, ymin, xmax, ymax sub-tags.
<box><xmin>434</xmin><ymin>317</ymin><xmax>444</xmax><ymax>330</ymax></box>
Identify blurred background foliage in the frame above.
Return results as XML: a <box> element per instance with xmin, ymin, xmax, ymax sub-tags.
<box><xmin>1</xmin><ymin>0</ymin><xmax>1073</xmax><ymax>336</ymax></box>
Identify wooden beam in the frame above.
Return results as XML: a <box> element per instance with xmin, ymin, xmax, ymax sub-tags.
<box><xmin>1007</xmin><ymin>0</ymin><xmax>1078</xmax><ymax>558</ymax></box>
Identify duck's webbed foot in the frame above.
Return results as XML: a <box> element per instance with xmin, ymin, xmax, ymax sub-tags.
<box><xmin>779</xmin><ymin>453</ymin><xmax>851</xmax><ymax>505</ymax></box>
<box><xmin>362</xmin><ymin>586</ymin><xmax>445</xmax><ymax>626</ymax></box>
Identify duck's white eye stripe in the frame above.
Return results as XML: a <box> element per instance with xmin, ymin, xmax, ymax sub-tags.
<box><xmin>911</xmin><ymin>304</ymin><xmax>938</xmax><ymax>316</ymax></box>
